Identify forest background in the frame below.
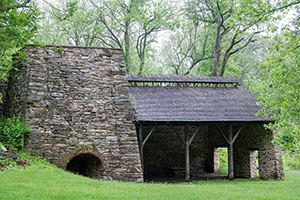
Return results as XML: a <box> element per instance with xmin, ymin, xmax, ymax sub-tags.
<box><xmin>1</xmin><ymin>0</ymin><xmax>300</xmax><ymax>157</ymax></box>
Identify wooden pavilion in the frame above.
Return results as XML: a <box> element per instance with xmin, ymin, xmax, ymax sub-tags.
<box><xmin>127</xmin><ymin>75</ymin><xmax>284</xmax><ymax>182</ymax></box>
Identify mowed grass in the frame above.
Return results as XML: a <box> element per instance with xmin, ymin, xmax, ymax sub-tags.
<box><xmin>0</xmin><ymin>165</ymin><xmax>300</xmax><ymax>200</ymax></box>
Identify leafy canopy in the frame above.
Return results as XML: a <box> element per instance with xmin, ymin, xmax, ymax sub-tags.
<box><xmin>0</xmin><ymin>0</ymin><xmax>41</xmax><ymax>102</ymax></box>
<box><xmin>0</xmin><ymin>0</ymin><xmax>41</xmax><ymax>79</ymax></box>
<box><xmin>258</xmin><ymin>20</ymin><xmax>300</xmax><ymax>151</ymax></box>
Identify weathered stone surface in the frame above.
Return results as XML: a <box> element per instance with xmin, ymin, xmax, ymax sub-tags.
<box><xmin>5</xmin><ymin>45</ymin><xmax>142</xmax><ymax>182</ymax></box>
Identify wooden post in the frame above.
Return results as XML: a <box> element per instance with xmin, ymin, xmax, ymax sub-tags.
<box><xmin>138</xmin><ymin>124</ymin><xmax>144</xmax><ymax>182</ymax></box>
<box><xmin>217</xmin><ymin>124</ymin><xmax>243</xmax><ymax>180</ymax></box>
<box><xmin>6</xmin><ymin>141</ymin><xmax>15</xmax><ymax>159</ymax></box>
<box><xmin>185</xmin><ymin>124</ymin><xmax>190</xmax><ymax>182</ymax></box>
<box><xmin>228</xmin><ymin>124</ymin><xmax>234</xmax><ymax>180</ymax></box>
<box><xmin>21</xmin><ymin>134</ymin><xmax>24</xmax><ymax>151</ymax></box>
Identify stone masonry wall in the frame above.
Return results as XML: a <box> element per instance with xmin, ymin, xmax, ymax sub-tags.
<box><xmin>213</xmin><ymin>147</ymin><xmax>220</xmax><ymax>173</ymax></box>
<box><xmin>209</xmin><ymin>123</ymin><xmax>284</xmax><ymax>180</ymax></box>
<box><xmin>233</xmin><ymin>124</ymin><xmax>284</xmax><ymax>180</ymax></box>
<box><xmin>6</xmin><ymin>45</ymin><xmax>142</xmax><ymax>182</ymax></box>
<box><xmin>250</xmin><ymin>150</ymin><xmax>257</xmax><ymax>178</ymax></box>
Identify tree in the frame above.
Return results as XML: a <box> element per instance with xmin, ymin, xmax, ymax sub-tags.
<box><xmin>39</xmin><ymin>0</ymin><xmax>103</xmax><ymax>46</ymax></box>
<box><xmin>88</xmin><ymin>0</ymin><xmax>177</xmax><ymax>74</ymax></box>
<box><xmin>233</xmin><ymin>36</ymin><xmax>274</xmax><ymax>95</ymax></box>
<box><xmin>39</xmin><ymin>0</ymin><xmax>176</xmax><ymax>74</ymax></box>
<box><xmin>158</xmin><ymin>21</ymin><xmax>214</xmax><ymax>75</ymax></box>
<box><xmin>0</xmin><ymin>0</ymin><xmax>41</xmax><ymax>102</ymax></box>
<box><xmin>184</xmin><ymin>0</ymin><xmax>300</xmax><ymax>77</ymax></box>
<box><xmin>258</xmin><ymin>20</ymin><xmax>300</xmax><ymax>152</ymax></box>
<box><xmin>134</xmin><ymin>1</ymin><xmax>177</xmax><ymax>74</ymax></box>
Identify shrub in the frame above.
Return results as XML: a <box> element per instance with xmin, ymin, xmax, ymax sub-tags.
<box><xmin>283</xmin><ymin>146</ymin><xmax>300</xmax><ymax>170</ymax></box>
<box><xmin>0</xmin><ymin>115</ymin><xmax>32</xmax><ymax>152</ymax></box>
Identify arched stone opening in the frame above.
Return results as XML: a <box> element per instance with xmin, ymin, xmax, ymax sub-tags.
<box><xmin>66</xmin><ymin>153</ymin><xmax>104</xmax><ymax>178</ymax></box>
<box><xmin>60</xmin><ymin>148</ymin><xmax>107</xmax><ymax>179</ymax></box>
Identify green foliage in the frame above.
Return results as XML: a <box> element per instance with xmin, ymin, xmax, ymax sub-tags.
<box><xmin>39</xmin><ymin>0</ymin><xmax>177</xmax><ymax>74</ymax></box>
<box><xmin>0</xmin><ymin>115</ymin><xmax>32</xmax><ymax>152</ymax></box>
<box><xmin>0</xmin><ymin>0</ymin><xmax>41</xmax><ymax>80</ymax></box>
<box><xmin>39</xmin><ymin>0</ymin><xmax>97</xmax><ymax>46</ymax></box>
<box><xmin>258</xmin><ymin>18</ymin><xmax>300</xmax><ymax>150</ymax></box>
<box><xmin>0</xmin><ymin>142</ymin><xmax>7</xmax><ymax>151</ymax></box>
<box><xmin>53</xmin><ymin>46</ymin><xmax>64</xmax><ymax>56</ymax></box>
<box><xmin>277</xmin><ymin>131</ymin><xmax>299</xmax><ymax>154</ymax></box>
<box><xmin>17</xmin><ymin>151</ymin><xmax>54</xmax><ymax>169</ymax></box>
<box><xmin>0</xmin><ymin>157</ymin><xmax>16</xmax><ymax>169</ymax></box>
<box><xmin>283</xmin><ymin>151</ymin><xmax>300</xmax><ymax>170</ymax></box>
<box><xmin>158</xmin><ymin>20</ymin><xmax>215</xmax><ymax>76</ymax></box>
<box><xmin>180</xmin><ymin>0</ymin><xmax>299</xmax><ymax>77</ymax></box>
<box><xmin>55</xmin><ymin>0</ymin><xmax>78</xmax><ymax>21</ymax></box>
<box><xmin>82</xmin><ymin>143</ymin><xmax>87</xmax><ymax>150</ymax></box>
<box><xmin>0</xmin><ymin>151</ymin><xmax>54</xmax><ymax>172</ymax></box>
<box><xmin>92</xmin><ymin>141</ymin><xmax>96</xmax><ymax>151</ymax></box>
<box><xmin>219</xmin><ymin>148</ymin><xmax>228</xmax><ymax>174</ymax></box>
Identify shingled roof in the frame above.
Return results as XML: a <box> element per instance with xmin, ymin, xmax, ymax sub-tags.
<box><xmin>127</xmin><ymin>74</ymin><xmax>239</xmax><ymax>84</ymax></box>
<box><xmin>127</xmin><ymin>75</ymin><xmax>275</xmax><ymax>123</ymax></box>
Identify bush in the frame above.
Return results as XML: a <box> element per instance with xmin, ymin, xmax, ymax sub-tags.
<box><xmin>283</xmin><ymin>149</ymin><xmax>300</xmax><ymax>170</ymax></box>
<box><xmin>0</xmin><ymin>115</ymin><xmax>32</xmax><ymax>152</ymax></box>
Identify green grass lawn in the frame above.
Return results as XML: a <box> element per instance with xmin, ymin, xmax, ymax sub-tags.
<box><xmin>1</xmin><ymin>163</ymin><xmax>300</xmax><ymax>200</ymax></box>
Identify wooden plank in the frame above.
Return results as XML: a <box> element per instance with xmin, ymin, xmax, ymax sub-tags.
<box><xmin>189</xmin><ymin>125</ymin><xmax>201</xmax><ymax>145</ymax></box>
<box><xmin>138</xmin><ymin>124</ymin><xmax>144</xmax><ymax>182</ymax></box>
<box><xmin>142</xmin><ymin>124</ymin><xmax>158</xmax><ymax>147</ymax></box>
<box><xmin>228</xmin><ymin>124</ymin><xmax>234</xmax><ymax>180</ymax></box>
<box><xmin>185</xmin><ymin>124</ymin><xmax>190</xmax><ymax>182</ymax></box>
<box><xmin>171</xmin><ymin>125</ymin><xmax>186</xmax><ymax>145</ymax></box>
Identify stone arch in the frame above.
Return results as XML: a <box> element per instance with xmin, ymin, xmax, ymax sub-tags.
<box><xmin>60</xmin><ymin>148</ymin><xmax>107</xmax><ymax>179</ymax></box>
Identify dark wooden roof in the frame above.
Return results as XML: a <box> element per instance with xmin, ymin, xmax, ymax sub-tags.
<box><xmin>128</xmin><ymin>75</ymin><xmax>275</xmax><ymax>123</ymax></box>
<box><xmin>127</xmin><ymin>75</ymin><xmax>238</xmax><ymax>84</ymax></box>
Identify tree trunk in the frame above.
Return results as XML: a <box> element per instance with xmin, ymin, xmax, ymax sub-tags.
<box><xmin>138</xmin><ymin>58</ymin><xmax>145</xmax><ymax>75</ymax></box>
<box><xmin>219</xmin><ymin>55</ymin><xmax>229</xmax><ymax>77</ymax></box>
<box><xmin>138</xmin><ymin>35</ymin><xmax>147</xmax><ymax>75</ymax></box>
<box><xmin>213</xmin><ymin>24</ymin><xmax>221</xmax><ymax>77</ymax></box>
<box><xmin>124</xmin><ymin>21</ymin><xmax>131</xmax><ymax>74</ymax></box>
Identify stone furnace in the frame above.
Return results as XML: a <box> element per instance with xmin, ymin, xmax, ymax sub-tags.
<box><xmin>0</xmin><ymin>45</ymin><xmax>284</xmax><ymax>182</ymax></box>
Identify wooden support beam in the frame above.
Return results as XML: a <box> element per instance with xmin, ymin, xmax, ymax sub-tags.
<box><xmin>216</xmin><ymin>124</ymin><xmax>243</xmax><ymax>180</ymax></box>
<box><xmin>232</xmin><ymin>125</ymin><xmax>243</xmax><ymax>144</ymax></box>
<box><xmin>138</xmin><ymin>124</ymin><xmax>144</xmax><ymax>182</ymax></box>
<box><xmin>228</xmin><ymin>124</ymin><xmax>234</xmax><ymax>180</ymax></box>
<box><xmin>189</xmin><ymin>125</ymin><xmax>201</xmax><ymax>145</ymax></box>
<box><xmin>171</xmin><ymin>125</ymin><xmax>186</xmax><ymax>145</ymax></box>
<box><xmin>217</xmin><ymin>126</ymin><xmax>230</xmax><ymax>145</ymax></box>
<box><xmin>185</xmin><ymin>124</ymin><xmax>190</xmax><ymax>182</ymax></box>
<box><xmin>142</xmin><ymin>124</ymin><xmax>158</xmax><ymax>147</ymax></box>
